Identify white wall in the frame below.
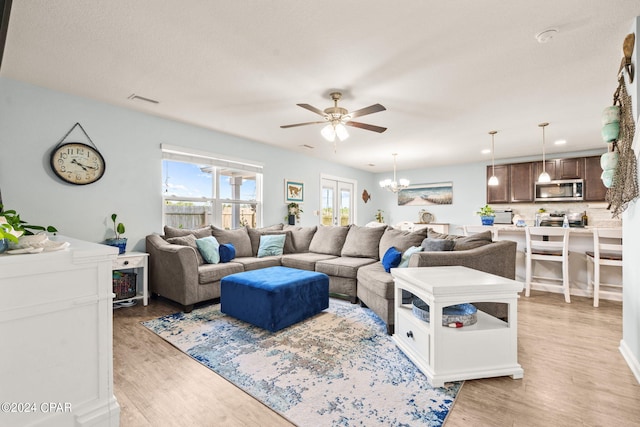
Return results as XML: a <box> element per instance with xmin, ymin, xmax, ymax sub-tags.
<box><xmin>0</xmin><ymin>77</ymin><xmax>378</xmax><ymax>251</ymax></box>
<box><xmin>620</xmin><ymin>16</ymin><xmax>640</xmax><ymax>384</ymax></box>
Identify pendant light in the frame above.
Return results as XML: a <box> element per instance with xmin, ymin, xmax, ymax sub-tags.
<box><xmin>537</xmin><ymin>122</ymin><xmax>551</xmax><ymax>183</ymax></box>
<box><xmin>488</xmin><ymin>130</ymin><xmax>499</xmax><ymax>186</ymax></box>
<box><xmin>379</xmin><ymin>153</ymin><xmax>410</xmax><ymax>192</ymax></box>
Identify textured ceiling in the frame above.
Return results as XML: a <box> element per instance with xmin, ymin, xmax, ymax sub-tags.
<box><xmin>2</xmin><ymin>1</ymin><xmax>639</xmax><ymax>172</ymax></box>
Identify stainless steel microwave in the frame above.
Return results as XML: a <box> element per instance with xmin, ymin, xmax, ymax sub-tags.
<box><xmin>534</xmin><ymin>179</ymin><xmax>584</xmax><ymax>202</ymax></box>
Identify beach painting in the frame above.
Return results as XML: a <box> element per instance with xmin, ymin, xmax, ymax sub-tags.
<box><xmin>397</xmin><ymin>182</ymin><xmax>453</xmax><ymax>206</ymax></box>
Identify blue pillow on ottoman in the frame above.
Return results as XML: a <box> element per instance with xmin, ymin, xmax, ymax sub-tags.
<box><xmin>382</xmin><ymin>247</ymin><xmax>402</xmax><ymax>272</ymax></box>
<box><xmin>219</xmin><ymin>243</ymin><xmax>236</xmax><ymax>263</ymax></box>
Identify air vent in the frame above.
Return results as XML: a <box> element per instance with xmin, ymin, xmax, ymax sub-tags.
<box><xmin>127</xmin><ymin>94</ymin><xmax>159</xmax><ymax>104</ymax></box>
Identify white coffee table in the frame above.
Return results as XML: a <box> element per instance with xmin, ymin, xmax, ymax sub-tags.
<box><xmin>391</xmin><ymin>266</ymin><xmax>524</xmax><ymax>387</ymax></box>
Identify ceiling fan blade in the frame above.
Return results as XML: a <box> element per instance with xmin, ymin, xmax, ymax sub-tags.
<box><xmin>345</xmin><ymin>121</ymin><xmax>387</xmax><ymax>133</ymax></box>
<box><xmin>297</xmin><ymin>103</ymin><xmax>326</xmax><ymax>117</ymax></box>
<box><xmin>280</xmin><ymin>121</ymin><xmax>327</xmax><ymax>129</ymax></box>
<box><xmin>348</xmin><ymin>103</ymin><xmax>386</xmax><ymax>119</ymax></box>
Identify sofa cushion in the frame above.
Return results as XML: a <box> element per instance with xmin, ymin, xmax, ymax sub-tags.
<box><xmin>166</xmin><ymin>234</ymin><xmax>205</xmax><ymax>265</ymax></box>
<box><xmin>308</xmin><ymin>225</ymin><xmax>350</xmax><ymax>256</ymax></box>
<box><xmin>198</xmin><ymin>262</ymin><xmax>244</xmax><ymax>284</ymax></box>
<box><xmin>382</xmin><ymin>247</ymin><xmax>402</xmax><ymax>272</ymax></box>
<box><xmin>257</xmin><ymin>234</ymin><xmax>287</xmax><ymax>257</ymax></box>
<box><xmin>378</xmin><ymin>227</ymin><xmax>429</xmax><ymax>260</ymax></box>
<box><xmin>281</xmin><ymin>252</ymin><xmax>337</xmax><ymax>271</ymax></box>
<box><xmin>283</xmin><ymin>225</ymin><xmax>317</xmax><ymax>253</ymax></box>
<box><xmin>421</xmin><ymin>238</ymin><xmax>455</xmax><ymax>252</ymax></box>
<box><xmin>453</xmin><ymin>231</ymin><xmax>493</xmax><ymax>250</ymax></box>
<box><xmin>233</xmin><ymin>256</ymin><xmax>282</xmax><ymax>271</ymax></box>
<box><xmin>398</xmin><ymin>246</ymin><xmax>423</xmax><ymax>267</ymax></box>
<box><xmin>247</xmin><ymin>225</ymin><xmax>290</xmax><ymax>256</ymax></box>
<box><xmin>164</xmin><ymin>225</ymin><xmax>211</xmax><ymax>239</ymax></box>
<box><xmin>315</xmin><ymin>256</ymin><xmax>377</xmax><ymax>279</ymax></box>
<box><xmin>341</xmin><ymin>224</ymin><xmax>386</xmax><ymax>259</ymax></box>
<box><xmin>196</xmin><ymin>236</ymin><xmax>220</xmax><ymax>264</ymax></box>
<box><xmin>211</xmin><ymin>226</ymin><xmax>253</xmax><ymax>257</ymax></box>
<box><xmin>219</xmin><ymin>243</ymin><xmax>236</xmax><ymax>263</ymax></box>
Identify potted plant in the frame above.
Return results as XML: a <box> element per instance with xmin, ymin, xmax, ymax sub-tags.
<box><xmin>285</xmin><ymin>203</ymin><xmax>302</xmax><ymax>225</ymax></box>
<box><xmin>375</xmin><ymin>209</ymin><xmax>384</xmax><ymax>223</ymax></box>
<box><xmin>0</xmin><ymin>205</ymin><xmax>58</xmax><ymax>253</ymax></box>
<box><xmin>476</xmin><ymin>204</ymin><xmax>496</xmax><ymax>226</ymax></box>
<box><xmin>105</xmin><ymin>213</ymin><xmax>127</xmax><ymax>254</ymax></box>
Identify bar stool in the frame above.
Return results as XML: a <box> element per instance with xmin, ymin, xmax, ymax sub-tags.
<box><xmin>586</xmin><ymin>228</ymin><xmax>623</xmax><ymax>307</ymax></box>
<box><xmin>464</xmin><ymin>225</ymin><xmax>498</xmax><ymax>240</ymax></box>
<box><xmin>525</xmin><ymin>227</ymin><xmax>570</xmax><ymax>302</ymax></box>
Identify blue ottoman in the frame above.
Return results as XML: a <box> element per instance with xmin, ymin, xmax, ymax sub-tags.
<box><xmin>221</xmin><ymin>266</ymin><xmax>329</xmax><ymax>332</ymax></box>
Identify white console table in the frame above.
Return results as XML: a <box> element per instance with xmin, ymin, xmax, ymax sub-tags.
<box><xmin>391</xmin><ymin>266</ymin><xmax>524</xmax><ymax>387</ymax></box>
<box><xmin>112</xmin><ymin>251</ymin><xmax>148</xmax><ymax>306</ymax></box>
<box><xmin>0</xmin><ymin>236</ymin><xmax>120</xmax><ymax>426</ymax></box>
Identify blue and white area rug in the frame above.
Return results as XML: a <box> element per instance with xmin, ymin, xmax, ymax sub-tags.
<box><xmin>142</xmin><ymin>299</ymin><xmax>462</xmax><ymax>426</ymax></box>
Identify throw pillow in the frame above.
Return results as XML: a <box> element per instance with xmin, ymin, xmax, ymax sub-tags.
<box><xmin>164</xmin><ymin>225</ymin><xmax>212</xmax><ymax>239</ymax></box>
<box><xmin>211</xmin><ymin>226</ymin><xmax>252</xmax><ymax>257</ymax></box>
<box><xmin>453</xmin><ymin>230</ymin><xmax>493</xmax><ymax>251</ymax></box>
<box><xmin>341</xmin><ymin>224</ymin><xmax>386</xmax><ymax>259</ymax></box>
<box><xmin>166</xmin><ymin>234</ymin><xmax>205</xmax><ymax>265</ymax></box>
<box><xmin>421</xmin><ymin>238</ymin><xmax>455</xmax><ymax>252</ymax></box>
<box><xmin>398</xmin><ymin>245</ymin><xmax>423</xmax><ymax>268</ymax></box>
<box><xmin>308</xmin><ymin>225</ymin><xmax>350</xmax><ymax>256</ymax></box>
<box><xmin>381</xmin><ymin>246</ymin><xmax>402</xmax><ymax>273</ymax></box>
<box><xmin>257</xmin><ymin>234</ymin><xmax>286</xmax><ymax>257</ymax></box>
<box><xmin>218</xmin><ymin>243</ymin><xmax>236</xmax><ymax>263</ymax></box>
<box><xmin>283</xmin><ymin>225</ymin><xmax>317</xmax><ymax>253</ymax></box>
<box><xmin>247</xmin><ymin>227</ymin><xmax>292</xmax><ymax>256</ymax></box>
<box><xmin>378</xmin><ymin>227</ymin><xmax>429</xmax><ymax>260</ymax></box>
<box><xmin>195</xmin><ymin>236</ymin><xmax>221</xmax><ymax>264</ymax></box>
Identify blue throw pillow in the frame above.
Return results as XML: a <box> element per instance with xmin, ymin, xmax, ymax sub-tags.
<box><xmin>257</xmin><ymin>234</ymin><xmax>286</xmax><ymax>257</ymax></box>
<box><xmin>398</xmin><ymin>245</ymin><xmax>423</xmax><ymax>268</ymax></box>
<box><xmin>382</xmin><ymin>246</ymin><xmax>402</xmax><ymax>273</ymax></box>
<box><xmin>219</xmin><ymin>243</ymin><xmax>236</xmax><ymax>263</ymax></box>
<box><xmin>195</xmin><ymin>236</ymin><xmax>220</xmax><ymax>264</ymax></box>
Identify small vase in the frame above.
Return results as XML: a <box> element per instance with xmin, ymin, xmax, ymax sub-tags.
<box><xmin>288</xmin><ymin>215</ymin><xmax>296</xmax><ymax>225</ymax></box>
<box><xmin>480</xmin><ymin>216</ymin><xmax>495</xmax><ymax>226</ymax></box>
<box><xmin>105</xmin><ymin>238</ymin><xmax>127</xmax><ymax>254</ymax></box>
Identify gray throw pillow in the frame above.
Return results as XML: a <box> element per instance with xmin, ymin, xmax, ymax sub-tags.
<box><xmin>378</xmin><ymin>227</ymin><xmax>429</xmax><ymax>260</ymax></box>
<box><xmin>166</xmin><ymin>234</ymin><xmax>205</xmax><ymax>265</ymax></box>
<box><xmin>308</xmin><ymin>225</ymin><xmax>350</xmax><ymax>256</ymax></box>
<box><xmin>341</xmin><ymin>224</ymin><xmax>386</xmax><ymax>259</ymax></box>
<box><xmin>211</xmin><ymin>226</ymin><xmax>253</xmax><ymax>258</ymax></box>
<box><xmin>283</xmin><ymin>225</ymin><xmax>317</xmax><ymax>253</ymax></box>
<box><xmin>453</xmin><ymin>231</ymin><xmax>493</xmax><ymax>251</ymax></box>
<box><xmin>421</xmin><ymin>238</ymin><xmax>455</xmax><ymax>252</ymax></box>
<box><xmin>164</xmin><ymin>225</ymin><xmax>211</xmax><ymax>239</ymax></box>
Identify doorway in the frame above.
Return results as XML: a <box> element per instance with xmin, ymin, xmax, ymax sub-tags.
<box><xmin>320</xmin><ymin>175</ymin><xmax>355</xmax><ymax>226</ymax></box>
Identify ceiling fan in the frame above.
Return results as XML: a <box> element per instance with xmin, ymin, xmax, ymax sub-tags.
<box><xmin>280</xmin><ymin>92</ymin><xmax>387</xmax><ymax>145</ymax></box>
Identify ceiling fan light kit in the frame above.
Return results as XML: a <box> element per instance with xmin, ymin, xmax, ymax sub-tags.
<box><xmin>281</xmin><ymin>91</ymin><xmax>386</xmax><ymax>151</ymax></box>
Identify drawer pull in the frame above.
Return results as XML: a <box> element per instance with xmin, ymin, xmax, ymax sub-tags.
<box><xmin>406</xmin><ymin>330</ymin><xmax>414</xmax><ymax>338</ymax></box>
<box><xmin>123</xmin><ymin>260</ymin><xmax>129</xmax><ymax>266</ymax></box>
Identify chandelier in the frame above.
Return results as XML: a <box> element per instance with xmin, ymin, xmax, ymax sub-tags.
<box><xmin>379</xmin><ymin>153</ymin><xmax>410</xmax><ymax>192</ymax></box>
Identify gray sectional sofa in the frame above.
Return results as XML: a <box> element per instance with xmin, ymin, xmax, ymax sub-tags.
<box><xmin>145</xmin><ymin>224</ymin><xmax>517</xmax><ymax>334</ymax></box>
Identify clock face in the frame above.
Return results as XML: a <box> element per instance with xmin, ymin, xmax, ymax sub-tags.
<box><xmin>50</xmin><ymin>142</ymin><xmax>106</xmax><ymax>185</ymax></box>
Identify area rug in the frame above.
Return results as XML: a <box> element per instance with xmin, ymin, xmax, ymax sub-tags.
<box><xmin>142</xmin><ymin>299</ymin><xmax>462</xmax><ymax>426</ymax></box>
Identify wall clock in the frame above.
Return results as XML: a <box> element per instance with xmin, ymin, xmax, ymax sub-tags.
<box><xmin>49</xmin><ymin>123</ymin><xmax>105</xmax><ymax>185</ymax></box>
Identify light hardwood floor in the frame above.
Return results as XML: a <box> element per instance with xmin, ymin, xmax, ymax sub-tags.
<box><xmin>113</xmin><ymin>292</ymin><xmax>640</xmax><ymax>426</ymax></box>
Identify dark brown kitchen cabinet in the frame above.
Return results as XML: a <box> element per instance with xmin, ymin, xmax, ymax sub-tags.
<box><xmin>534</xmin><ymin>158</ymin><xmax>583</xmax><ymax>180</ymax></box>
<box><xmin>584</xmin><ymin>156</ymin><xmax>607</xmax><ymax>201</ymax></box>
<box><xmin>486</xmin><ymin>164</ymin><xmax>510</xmax><ymax>204</ymax></box>
<box><xmin>510</xmin><ymin>162</ymin><xmax>535</xmax><ymax>202</ymax></box>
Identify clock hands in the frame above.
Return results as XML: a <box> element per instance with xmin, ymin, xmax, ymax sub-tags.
<box><xmin>71</xmin><ymin>159</ymin><xmax>98</xmax><ymax>171</ymax></box>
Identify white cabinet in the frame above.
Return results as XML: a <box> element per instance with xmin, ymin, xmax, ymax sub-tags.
<box><xmin>112</xmin><ymin>251</ymin><xmax>148</xmax><ymax>306</ymax></box>
<box><xmin>0</xmin><ymin>236</ymin><xmax>120</xmax><ymax>427</ymax></box>
<box><xmin>392</xmin><ymin>266</ymin><xmax>523</xmax><ymax>387</ymax></box>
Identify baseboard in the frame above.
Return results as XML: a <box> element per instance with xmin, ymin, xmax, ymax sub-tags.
<box><xmin>619</xmin><ymin>339</ymin><xmax>640</xmax><ymax>385</ymax></box>
<box><xmin>529</xmin><ymin>283</ymin><xmax>622</xmax><ymax>302</ymax></box>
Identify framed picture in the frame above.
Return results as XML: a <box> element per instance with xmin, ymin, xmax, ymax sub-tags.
<box><xmin>397</xmin><ymin>182</ymin><xmax>453</xmax><ymax>206</ymax></box>
<box><xmin>285</xmin><ymin>180</ymin><xmax>304</xmax><ymax>203</ymax></box>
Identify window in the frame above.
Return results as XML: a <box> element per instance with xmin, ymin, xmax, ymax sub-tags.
<box><xmin>161</xmin><ymin>144</ymin><xmax>263</xmax><ymax>229</ymax></box>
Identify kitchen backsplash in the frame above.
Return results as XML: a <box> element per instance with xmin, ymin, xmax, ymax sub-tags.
<box><xmin>490</xmin><ymin>202</ymin><xmax>622</xmax><ymax>228</ymax></box>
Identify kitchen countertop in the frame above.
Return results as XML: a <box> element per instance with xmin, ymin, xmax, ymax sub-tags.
<box><xmin>483</xmin><ymin>224</ymin><xmax>621</xmax><ymax>234</ymax></box>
